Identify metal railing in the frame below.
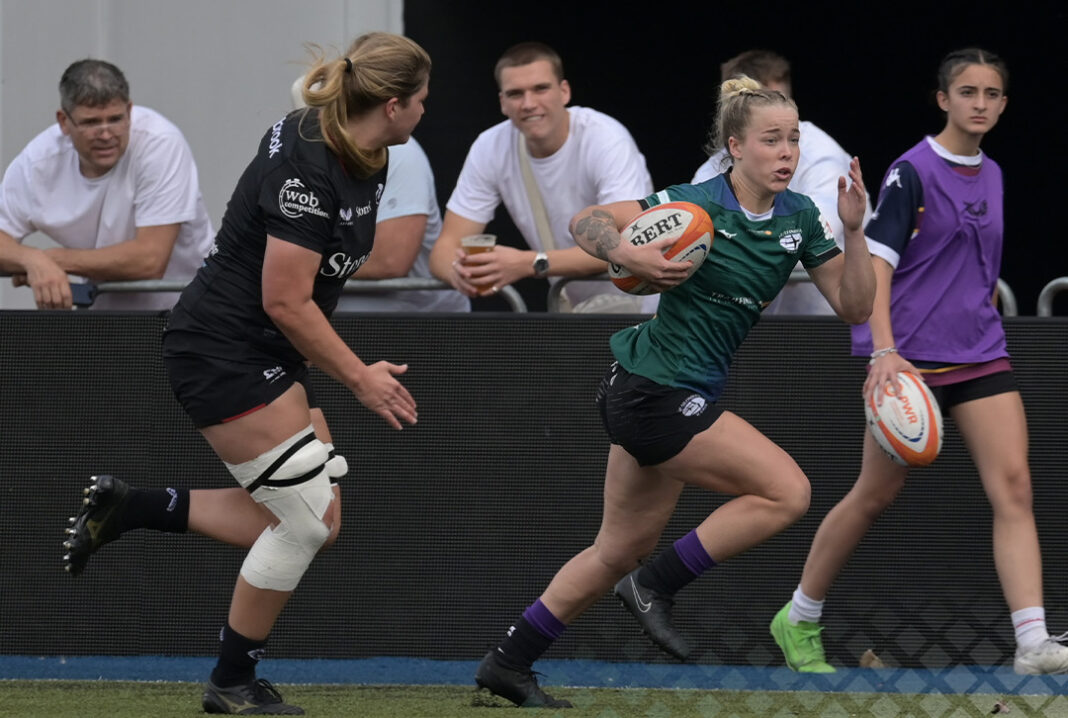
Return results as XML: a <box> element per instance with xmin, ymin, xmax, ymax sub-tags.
<box><xmin>8</xmin><ymin>277</ymin><xmax>528</xmax><ymax>313</ymax></box>
<box><xmin>549</xmin><ymin>270</ymin><xmax>1019</xmax><ymax>316</ymax></box>
<box><xmin>996</xmin><ymin>278</ymin><xmax>1018</xmax><ymax>317</ymax></box>
<box><xmin>1037</xmin><ymin>277</ymin><xmax>1068</xmax><ymax>317</ymax></box>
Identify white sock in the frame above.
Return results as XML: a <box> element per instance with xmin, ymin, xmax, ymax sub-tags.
<box><xmin>789</xmin><ymin>586</ymin><xmax>825</xmax><ymax>625</ymax></box>
<box><xmin>1012</xmin><ymin>606</ymin><xmax>1049</xmax><ymax>651</ymax></box>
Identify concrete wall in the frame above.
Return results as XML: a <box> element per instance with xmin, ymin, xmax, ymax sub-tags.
<box><xmin>0</xmin><ymin>0</ymin><xmax>402</xmax><ymax>308</ymax></box>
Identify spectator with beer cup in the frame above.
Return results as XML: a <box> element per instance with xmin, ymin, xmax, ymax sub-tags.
<box><xmin>429</xmin><ymin>41</ymin><xmax>652</xmax><ymax>311</ymax></box>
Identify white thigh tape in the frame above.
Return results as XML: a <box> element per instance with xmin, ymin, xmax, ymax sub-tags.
<box><xmin>224</xmin><ymin>426</ymin><xmax>334</xmax><ymax>591</ymax></box>
<box><xmin>225</xmin><ymin>425</ymin><xmax>327</xmax><ymax>494</ymax></box>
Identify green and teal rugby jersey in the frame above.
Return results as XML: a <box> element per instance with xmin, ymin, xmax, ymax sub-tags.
<box><xmin>611</xmin><ymin>174</ymin><xmax>840</xmax><ymax>400</ymax></box>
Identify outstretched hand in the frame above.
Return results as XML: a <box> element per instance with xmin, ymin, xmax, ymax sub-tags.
<box><xmin>353</xmin><ymin>361</ymin><xmax>418</xmax><ymax>430</ymax></box>
<box><xmin>837</xmin><ymin>156</ymin><xmax>867</xmax><ymax>233</ymax></box>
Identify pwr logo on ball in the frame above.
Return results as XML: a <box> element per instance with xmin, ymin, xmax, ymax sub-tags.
<box><xmin>865</xmin><ymin>371</ymin><xmax>943</xmax><ymax>467</ymax></box>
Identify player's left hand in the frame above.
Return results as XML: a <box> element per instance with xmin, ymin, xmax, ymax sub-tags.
<box><xmin>615</xmin><ymin>235</ymin><xmax>693</xmax><ymax>291</ymax></box>
<box><xmin>837</xmin><ymin>156</ymin><xmax>867</xmax><ymax>233</ymax></box>
<box><xmin>352</xmin><ymin>361</ymin><xmax>418</xmax><ymax>430</ymax></box>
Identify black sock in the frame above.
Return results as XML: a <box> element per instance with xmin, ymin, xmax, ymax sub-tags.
<box><xmin>496</xmin><ymin>616</ymin><xmax>554</xmax><ymax>670</ymax></box>
<box><xmin>118</xmin><ymin>488</ymin><xmax>189</xmax><ymax>534</ymax></box>
<box><xmin>210</xmin><ymin>624</ymin><xmax>266</xmax><ymax>687</ymax></box>
<box><xmin>637</xmin><ymin>544</ymin><xmax>698</xmax><ymax>596</ymax></box>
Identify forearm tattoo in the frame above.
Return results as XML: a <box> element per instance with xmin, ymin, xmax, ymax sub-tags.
<box><xmin>574</xmin><ymin>209</ymin><xmax>621</xmax><ymax>261</ymax></box>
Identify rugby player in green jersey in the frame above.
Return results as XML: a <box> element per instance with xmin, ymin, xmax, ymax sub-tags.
<box><xmin>474</xmin><ymin>75</ymin><xmax>875</xmax><ymax>707</ymax></box>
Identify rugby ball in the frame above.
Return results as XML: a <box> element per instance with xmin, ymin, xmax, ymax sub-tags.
<box><xmin>865</xmin><ymin>371</ymin><xmax>943</xmax><ymax>467</ymax></box>
<box><xmin>608</xmin><ymin>202</ymin><xmax>713</xmax><ymax>295</ymax></box>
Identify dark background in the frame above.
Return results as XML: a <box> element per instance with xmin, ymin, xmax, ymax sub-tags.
<box><xmin>404</xmin><ymin>1</ymin><xmax>1068</xmax><ymax>314</ymax></box>
<box><xmin>4</xmin><ymin>312</ymin><xmax>1067</xmax><ymax>669</ymax></box>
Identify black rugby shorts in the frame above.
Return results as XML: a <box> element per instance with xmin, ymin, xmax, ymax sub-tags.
<box><xmin>928</xmin><ymin>370</ymin><xmax>1017</xmax><ymax>415</ymax></box>
<box><xmin>163</xmin><ymin>333</ymin><xmax>317</xmax><ymax>428</ymax></box>
<box><xmin>596</xmin><ymin>362</ymin><xmax>723</xmax><ymax>466</ymax></box>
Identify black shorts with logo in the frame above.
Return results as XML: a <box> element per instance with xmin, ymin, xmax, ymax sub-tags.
<box><xmin>596</xmin><ymin>362</ymin><xmax>724</xmax><ymax>467</ymax></box>
<box><xmin>162</xmin><ymin>330</ymin><xmax>318</xmax><ymax>428</ymax></box>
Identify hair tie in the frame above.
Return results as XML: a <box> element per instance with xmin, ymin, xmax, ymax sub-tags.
<box><xmin>343</xmin><ymin>57</ymin><xmax>353</xmax><ymax>73</ymax></box>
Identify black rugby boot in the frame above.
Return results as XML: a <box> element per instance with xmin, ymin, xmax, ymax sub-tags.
<box><xmin>63</xmin><ymin>475</ymin><xmax>130</xmax><ymax>576</ymax></box>
<box><xmin>202</xmin><ymin>677</ymin><xmax>304</xmax><ymax>715</ymax></box>
<box><xmin>474</xmin><ymin>650</ymin><xmax>572</xmax><ymax>708</ymax></box>
<box><xmin>614</xmin><ymin>567</ymin><xmax>691</xmax><ymax>660</ymax></box>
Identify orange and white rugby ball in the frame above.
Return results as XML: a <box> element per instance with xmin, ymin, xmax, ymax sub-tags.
<box><xmin>608</xmin><ymin>201</ymin><xmax>713</xmax><ymax>295</ymax></box>
<box><xmin>865</xmin><ymin>371</ymin><xmax>943</xmax><ymax>467</ymax></box>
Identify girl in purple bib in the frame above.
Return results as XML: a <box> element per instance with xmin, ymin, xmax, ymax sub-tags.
<box><xmin>771</xmin><ymin>48</ymin><xmax>1068</xmax><ymax>675</ymax></box>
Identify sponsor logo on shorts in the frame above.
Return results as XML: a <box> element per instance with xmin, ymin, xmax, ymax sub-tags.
<box><xmin>279</xmin><ymin>178</ymin><xmax>329</xmax><ymax>219</ymax></box>
<box><xmin>678</xmin><ymin>394</ymin><xmax>707</xmax><ymax>417</ymax></box>
<box><xmin>263</xmin><ymin>366</ymin><xmax>285</xmax><ymax>383</ymax></box>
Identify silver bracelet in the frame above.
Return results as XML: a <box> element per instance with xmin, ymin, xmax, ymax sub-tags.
<box><xmin>869</xmin><ymin>346</ymin><xmax>898</xmax><ymax>364</ymax></box>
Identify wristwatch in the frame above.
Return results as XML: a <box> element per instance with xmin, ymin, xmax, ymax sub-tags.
<box><xmin>532</xmin><ymin>251</ymin><xmax>550</xmax><ymax>278</ymax></box>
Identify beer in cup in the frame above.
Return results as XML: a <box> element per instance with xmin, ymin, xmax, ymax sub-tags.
<box><xmin>460</xmin><ymin>234</ymin><xmax>497</xmax><ymax>293</ymax></box>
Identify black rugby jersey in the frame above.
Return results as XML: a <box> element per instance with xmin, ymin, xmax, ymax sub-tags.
<box><xmin>166</xmin><ymin>109</ymin><xmax>386</xmax><ymax>363</ymax></box>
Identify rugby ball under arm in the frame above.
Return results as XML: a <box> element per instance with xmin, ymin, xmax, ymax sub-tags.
<box><xmin>608</xmin><ymin>201</ymin><xmax>713</xmax><ymax>296</ymax></box>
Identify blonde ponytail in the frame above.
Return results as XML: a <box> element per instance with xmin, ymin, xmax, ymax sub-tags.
<box><xmin>300</xmin><ymin>33</ymin><xmax>430</xmax><ymax>178</ymax></box>
<box><xmin>704</xmin><ymin>74</ymin><xmax>796</xmax><ymax>161</ymax></box>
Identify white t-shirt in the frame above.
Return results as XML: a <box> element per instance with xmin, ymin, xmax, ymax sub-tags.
<box><xmin>0</xmin><ymin>105</ymin><xmax>214</xmax><ymax>310</ymax></box>
<box><xmin>336</xmin><ymin>137</ymin><xmax>468</xmax><ymax>313</ymax></box>
<box><xmin>690</xmin><ymin>120</ymin><xmax>871</xmax><ymax>315</ymax></box>
<box><xmin>446</xmin><ymin>106</ymin><xmax>653</xmax><ymax>305</ymax></box>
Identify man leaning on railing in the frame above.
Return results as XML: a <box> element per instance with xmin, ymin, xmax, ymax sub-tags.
<box><xmin>0</xmin><ymin>59</ymin><xmax>213</xmax><ymax>310</ymax></box>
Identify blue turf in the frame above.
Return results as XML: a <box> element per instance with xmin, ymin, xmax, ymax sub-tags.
<box><xmin>1</xmin><ymin>656</ymin><xmax>1066</xmax><ymax>695</ymax></box>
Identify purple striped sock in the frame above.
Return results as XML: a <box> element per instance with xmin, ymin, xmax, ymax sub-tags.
<box><xmin>522</xmin><ymin>599</ymin><xmax>567</xmax><ymax>640</ymax></box>
<box><xmin>674</xmin><ymin>530</ymin><xmax>717</xmax><ymax>576</ymax></box>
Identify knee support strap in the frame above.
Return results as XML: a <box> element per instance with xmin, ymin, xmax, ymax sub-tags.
<box><xmin>323</xmin><ymin>442</ymin><xmax>349</xmax><ymax>485</ymax></box>
<box><xmin>225</xmin><ymin>426</ymin><xmax>333</xmax><ymax>591</ymax></box>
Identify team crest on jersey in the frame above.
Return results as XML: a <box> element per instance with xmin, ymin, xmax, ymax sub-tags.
<box><xmin>279</xmin><ymin>178</ymin><xmax>329</xmax><ymax>219</ymax></box>
<box><xmin>778</xmin><ymin>229</ymin><xmax>803</xmax><ymax>252</ymax></box>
